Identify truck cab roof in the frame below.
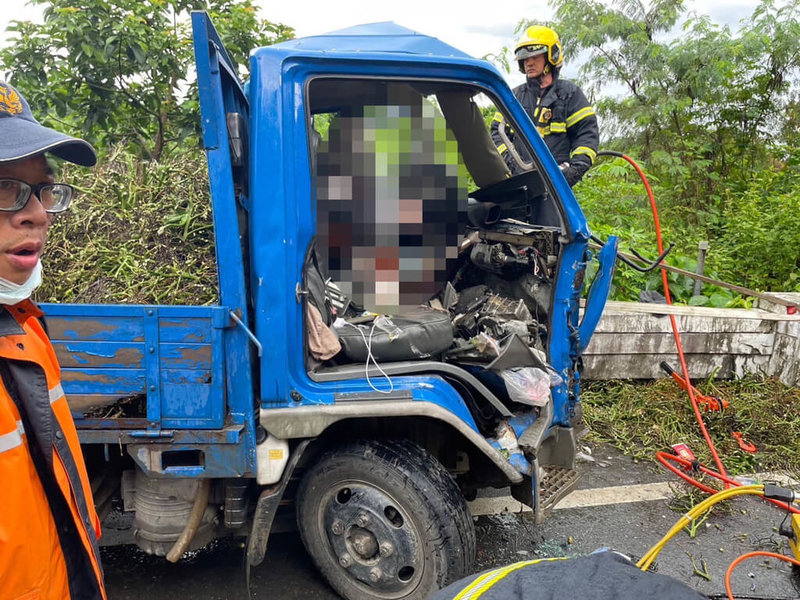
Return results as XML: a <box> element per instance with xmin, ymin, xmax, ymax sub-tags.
<box><xmin>269</xmin><ymin>22</ymin><xmax>473</xmax><ymax>60</ymax></box>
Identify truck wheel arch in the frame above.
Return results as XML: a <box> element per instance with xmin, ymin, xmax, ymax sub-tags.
<box><xmin>247</xmin><ymin>409</ymin><xmax>516</xmax><ymax>568</ymax></box>
<box><xmin>261</xmin><ymin>401</ymin><xmax>522</xmax><ymax>487</ymax></box>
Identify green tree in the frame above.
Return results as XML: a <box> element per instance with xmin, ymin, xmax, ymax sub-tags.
<box><xmin>521</xmin><ymin>0</ymin><xmax>800</xmax><ymax>205</ymax></box>
<box><xmin>1</xmin><ymin>0</ymin><xmax>293</xmax><ymax>160</ymax></box>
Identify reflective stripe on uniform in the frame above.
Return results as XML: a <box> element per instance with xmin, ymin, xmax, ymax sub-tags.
<box><xmin>496</xmin><ymin>143</ymin><xmax>507</xmax><ymax>155</ymax></box>
<box><xmin>49</xmin><ymin>383</ymin><xmax>64</xmax><ymax>404</ymax></box>
<box><xmin>0</xmin><ymin>420</ymin><xmax>25</xmax><ymax>454</ymax></box>
<box><xmin>566</xmin><ymin>106</ymin><xmax>596</xmax><ymax>127</ymax></box>
<box><xmin>571</xmin><ymin>146</ymin><xmax>598</xmax><ymax>163</ymax></box>
<box><xmin>492</xmin><ymin>112</ymin><xmax>504</xmax><ymax>122</ymax></box>
<box><xmin>549</xmin><ymin>121</ymin><xmax>566</xmax><ymax>133</ymax></box>
<box><xmin>453</xmin><ymin>557</ymin><xmax>569</xmax><ymax>600</ymax></box>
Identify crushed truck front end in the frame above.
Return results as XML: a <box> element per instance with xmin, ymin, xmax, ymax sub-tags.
<box><xmin>244</xmin><ymin>21</ymin><xmax>616</xmax><ymax>524</ymax></box>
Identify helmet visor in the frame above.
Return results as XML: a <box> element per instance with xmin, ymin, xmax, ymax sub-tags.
<box><xmin>515</xmin><ymin>44</ymin><xmax>548</xmax><ymax>61</ymax></box>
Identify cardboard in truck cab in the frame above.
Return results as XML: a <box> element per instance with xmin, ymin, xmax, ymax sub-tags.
<box><xmin>40</xmin><ymin>13</ymin><xmax>617</xmax><ymax>600</ymax></box>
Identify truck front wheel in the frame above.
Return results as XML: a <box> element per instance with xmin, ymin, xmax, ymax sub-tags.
<box><xmin>296</xmin><ymin>439</ymin><xmax>475</xmax><ymax>600</ymax></box>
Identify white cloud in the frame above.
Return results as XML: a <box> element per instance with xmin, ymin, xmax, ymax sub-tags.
<box><xmin>260</xmin><ymin>1</ymin><xmax>536</xmax><ymax>61</ymax></box>
<box><xmin>1</xmin><ymin>2</ymin><xmax>45</xmax><ymax>45</ymax></box>
<box><xmin>1</xmin><ymin>0</ymin><xmax>759</xmax><ymax>88</ymax></box>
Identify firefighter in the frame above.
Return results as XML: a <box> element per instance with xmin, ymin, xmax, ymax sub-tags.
<box><xmin>430</xmin><ymin>551</ymin><xmax>706</xmax><ymax>600</ymax></box>
<box><xmin>491</xmin><ymin>25</ymin><xmax>599</xmax><ymax>187</ymax></box>
<box><xmin>0</xmin><ymin>81</ymin><xmax>106</xmax><ymax>600</ymax></box>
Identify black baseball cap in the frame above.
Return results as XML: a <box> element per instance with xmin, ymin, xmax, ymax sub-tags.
<box><xmin>0</xmin><ymin>81</ymin><xmax>96</xmax><ymax>166</ymax></box>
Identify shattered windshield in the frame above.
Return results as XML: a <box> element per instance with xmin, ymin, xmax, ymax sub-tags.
<box><xmin>306</xmin><ymin>77</ymin><xmax>566</xmax><ymax>407</ymax></box>
<box><xmin>309</xmin><ymin>78</ymin><xmax>554</xmax><ymax>316</ymax></box>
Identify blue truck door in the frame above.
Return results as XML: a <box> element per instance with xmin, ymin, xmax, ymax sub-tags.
<box><xmin>191</xmin><ymin>11</ymin><xmax>250</xmax><ymax>318</ymax></box>
<box><xmin>579</xmin><ymin>236</ymin><xmax>619</xmax><ymax>350</ymax></box>
<box><xmin>191</xmin><ymin>12</ymin><xmax>258</xmax><ymax>458</ymax></box>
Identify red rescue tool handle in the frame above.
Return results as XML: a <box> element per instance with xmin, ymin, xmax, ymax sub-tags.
<box><xmin>655</xmin><ymin>452</ymin><xmax>800</xmax><ymax>514</ymax></box>
<box><xmin>731</xmin><ymin>432</ymin><xmax>757</xmax><ymax>453</ymax></box>
<box><xmin>659</xmin><ymin>362</ymin><xmax>728</xmax><ymax>411</ymax></box>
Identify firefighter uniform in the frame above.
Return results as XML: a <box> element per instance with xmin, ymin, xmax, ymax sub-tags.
<box><xmin>491</xmin><ymin>77</ymin><xmax>599</xmax><ymax>186</ymax></box>
<box><xmin>0</xmin><ymin>300</ymin><xmax>106</xmax><ymax>600</ymax></box>
<box><xmin>430</xmin><ymin>551</ymin><xmax>707</xmax><ymax>600</ymax></box>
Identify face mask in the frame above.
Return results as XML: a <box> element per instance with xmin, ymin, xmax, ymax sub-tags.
<box><xmin>0</xmin><ymin>260</ymin><xmax>43</xmax><ymax>305</ymax></box>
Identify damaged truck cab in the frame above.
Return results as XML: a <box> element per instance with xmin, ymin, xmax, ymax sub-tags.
<box><xmin>41</xmin><ymin>13</ymin><xmax>617</xmax><ymax>600</ymax></box>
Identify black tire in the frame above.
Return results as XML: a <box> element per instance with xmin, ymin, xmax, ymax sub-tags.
<box><xmin>296</xmin><ymin>439</ymin><xmax>475</xmax><ymax>600</ymax></box>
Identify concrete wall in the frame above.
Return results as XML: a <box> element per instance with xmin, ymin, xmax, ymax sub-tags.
<box><xmin>582</xmin><ymin>298</ymin><xmax>800</xmax><ymax>384</ymax></box>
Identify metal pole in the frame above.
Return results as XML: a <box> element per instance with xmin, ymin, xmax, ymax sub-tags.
<box><xmin>694</xmin><ymin>241</ymin><xmax>709</xmax><ymax>296</ymax></box>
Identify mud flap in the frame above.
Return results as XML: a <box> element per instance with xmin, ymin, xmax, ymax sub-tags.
<box><xmin>246</xmin><ymin>439</ymin><xmax>311</xmax><ymax>566</ymax></box>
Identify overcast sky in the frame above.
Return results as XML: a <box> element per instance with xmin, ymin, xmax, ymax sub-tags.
<box><xmin>2</xmin><ymin>0</ymin><xmax>759</xmax><ymax>86</ymax></box>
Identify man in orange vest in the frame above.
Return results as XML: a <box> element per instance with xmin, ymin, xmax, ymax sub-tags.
<box><xmin>0</xmin><ymin>81</ymin><xmax>106</xmax><ymax>600</ymax></box>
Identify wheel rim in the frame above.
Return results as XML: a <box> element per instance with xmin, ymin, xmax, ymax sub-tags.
<box><xmin>318</xmin><ymin>479</ymin><xmax>426</xmax><ymax>598</ymax></box>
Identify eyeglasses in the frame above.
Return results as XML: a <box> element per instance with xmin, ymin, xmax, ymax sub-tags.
<box><xmin>0</xmin><ymin>178</ymin><xmax>75</xmax><ymax>213</ymax></box>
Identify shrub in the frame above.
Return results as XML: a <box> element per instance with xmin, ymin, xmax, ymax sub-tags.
<box><xmin>37</xmin><ymin>146</ymin><xmax>217</xmax><ymax>305</ymax></box>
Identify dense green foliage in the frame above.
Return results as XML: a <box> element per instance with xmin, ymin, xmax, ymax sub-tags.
<box><xmin>577</xmin><ymin>152</ymin><xmax>800</xmax><ymax>303</ymax></box>
<box><xmin>2</xmin><ymin>0</ymin><xmax>290</xmax><ymax>305</ymax></box>
<box><xmin>1</xmin><ymin>0</ymin><xmax>293</xmax><ymax>160</ymax></box>
<box><xmin>543</xmin><ymin>0</ymin><xmax>800</xmax><ymax>200</ymax></box>
<box><xmin>36</xmin><ymin>147</ymin><xmax>217</xmax><ymax>305</ymax></box>
<box><xmin>582</xmin><ymin>376</ymin><xmax>800</xmax><ymax>477</ymax></box>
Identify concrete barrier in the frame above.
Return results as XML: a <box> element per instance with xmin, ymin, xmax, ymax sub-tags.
<box><xmin>582</xmin><ymin>295</ymin><xmax>800</xmax><ymax>384</ymax></box>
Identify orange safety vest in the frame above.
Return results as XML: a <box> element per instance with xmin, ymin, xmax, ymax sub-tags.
<box><xmin>0</xmin><ymin>301</ymin><xmax>106</xmax><ymax>600</ymax></box>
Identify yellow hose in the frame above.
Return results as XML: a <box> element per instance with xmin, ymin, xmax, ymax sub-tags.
<box><xmin>637</xmin><ymin>485</ymin><xmax>764</xmax><ymax>571</ymax></box>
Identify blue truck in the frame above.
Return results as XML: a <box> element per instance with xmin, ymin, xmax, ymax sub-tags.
<box><xmin>41</xmin><ymin>13</ymin><xmax>617</xmax><ymax>600</ymax></box>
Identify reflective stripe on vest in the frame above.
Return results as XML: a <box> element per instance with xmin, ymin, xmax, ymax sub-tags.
<box><xmin>453</xmin><ymin>557</ymin><xmax>569</xmax><ymax>600</ymax></box>
<box><xmin>571</xmin><ymin>146</ymin><xmax>598</xmax><ymax>164</ymax></box>
<box><xmin>566</xmin><ymin>106</ymin><xmax>596</xmax><ymax>127</ymax></box>
<box><xmin>49</xmin><ymin>383</ymin><xmax>64</xmax><ymax>404</ymax></box>
<box><xmin>0</xmin><ymin>419</ymin><xmax>25</xmax><ymax>454</ymax></box>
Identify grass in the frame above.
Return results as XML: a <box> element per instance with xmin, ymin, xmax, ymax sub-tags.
<box><xmin>36</xmin><ymin>146</ymin><xmax>217</xmax><ymax>306</ymax></box>
<box><xmin>581</xmin><ymin>375</ymin><xmax>800</xmax><ymax>480</ymax></box>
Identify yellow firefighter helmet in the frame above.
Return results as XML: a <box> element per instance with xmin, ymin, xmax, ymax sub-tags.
<box><xmin>514</xmin><ymin>25</ymin><xmax>563</xmax><ymax>73</ymax></box>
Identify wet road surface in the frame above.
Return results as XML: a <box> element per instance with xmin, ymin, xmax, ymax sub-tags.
<box><xmin>101</xmin><ymin>443</ymin><xmax>800</xmax><ymax>599</ymax></box>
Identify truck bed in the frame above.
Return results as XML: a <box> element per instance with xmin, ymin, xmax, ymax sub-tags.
<box><xmin>42</xmin><ymin>303</ymin><xmax>229</xmax><ymax>431</ymax></box>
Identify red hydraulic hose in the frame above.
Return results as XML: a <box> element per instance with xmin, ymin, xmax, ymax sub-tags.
<box><xmin>654</xmin><ymin>451</ymin><xmax>800</xmax><ymax>514</ymax></box>
<box><xmin>599</xmin><ymin>153</ymin><xmax>798</xmax><ymax>595</ymax></box>
<box><xmin>597</xmin><ymin>151</ymin><xmax>729</xmax><ymax>484</ymax></box>
<box><xmin>725</xmin><ymin>552</ymin><xmax>800</xmax><ymax>600</ymax></box>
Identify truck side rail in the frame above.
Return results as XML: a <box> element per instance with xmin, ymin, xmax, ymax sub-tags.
<box><xmin>42</xmin><ymin>303</ymin><xmax>229</xmax><ymax>432</ymax></box>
